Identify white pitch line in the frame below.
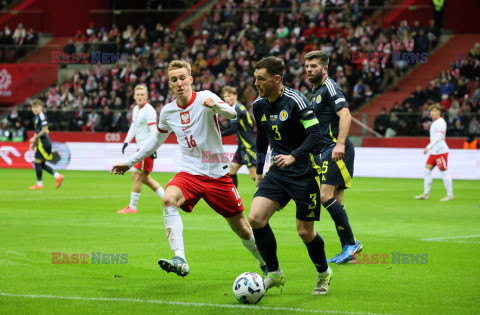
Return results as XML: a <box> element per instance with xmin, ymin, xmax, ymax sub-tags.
<box><xmin>0</xmin><ymin>293</ymin><xmax>391</xmax><ymax>315</ymax></box>
<box><xmin>0</xmin><ymin>194</ymin><xmax>126</xmax><ymax>202</ymax></box>
<box><xmin>421</xmin><ymin>235</ymin><xmax>480</xmax><ymax>241</ymax></box>
<box><xmin>422</xmin><ymin>240</ymin><xmax>480</xmax><ymax>244</ymax></box>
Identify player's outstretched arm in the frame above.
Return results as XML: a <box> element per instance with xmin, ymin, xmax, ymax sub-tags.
<box><xmin>111</xmin><ymin>162</ymin><xmax>130</xmax><ymax>175</ymax></box>
<box><xmin>126</xmin><ymin>130</ymin><xmax>168</xmax><ymax>166</ymax></box>
<box><xmin>112</xmin><ymin>130</ymin><xmax>169</xmax><ymax>175</ymax></box>
<box><xmin>203</xmin><ymin>97</ymin><xmax>237</xmax><ymax>119</ymax></box>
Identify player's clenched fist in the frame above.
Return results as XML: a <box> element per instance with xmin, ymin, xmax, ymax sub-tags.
<box><xmin>202</xmin><ymin>97</ymin><xmax>216</xmax><ymax>108</ymax></box>
<box><xmin>111</xmin><ymin>162</ymin><xmax>130</xmax><ymax>175</ymax></box>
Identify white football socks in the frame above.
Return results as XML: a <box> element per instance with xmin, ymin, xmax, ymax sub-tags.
<box><xmin>163</xmin><ymin>206</ymin><xmax>185</xmax><ymax>260</ymax></box>
<box><xmin>241</xmin><ymin>233</ymin><xmax>266</xmax><ymax>266</ymax></box>
<box><xmin>156</xmin><ymin>186</ymin><xmax>165</xmax><ymax>198</ymax></box>
<box><xmin>423</xmin><ymin>168</ymin><xmax>432</xmax><ymax>195</ymax></box>
<box><xmin>440</xmin><ymin>170</ymin><xmax>453</xmax><ymax>196</ymax></box>
<box><xmin>129</xmin><ymin>192</ymin><xmax>141</xmax><ymax>210</ymax></box>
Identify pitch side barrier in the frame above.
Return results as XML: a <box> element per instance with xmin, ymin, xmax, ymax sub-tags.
<box><xmin>1</xmin><ymin>132</ymin><xmax>478</xmax><ymax>179</ymax></box>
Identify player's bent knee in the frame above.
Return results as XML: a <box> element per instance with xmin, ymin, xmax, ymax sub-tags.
<box><xmin>320</xmin><ymin>194</ymin><xmax>332</xmax><ymax>204</ymax></box>
<box><xmin>297</xmin><ymin>227</ymin><xmax>316</xmax><ymax>243</ymax></box>
<box><xmin>248</xmin><ymin>212</ymin><xmax>266</xmax><ymax>229</ymax></box>
<box><xmin>163</xmin><ymin>195</ymin><xmax>180</xmax><ymax>208</ymax></box>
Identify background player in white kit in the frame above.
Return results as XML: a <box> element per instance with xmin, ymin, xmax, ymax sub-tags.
<box><xmin>117</xmin><ymin>85</ymin><xmax>165</xmax><ymax>214</ymax></box>
<box><xmin>111</xmin><ymin>60</ymin><xmax>266</xmax><ymax>277</ymax></box>
<box><xmin>415</xmin><ymin>104</ymin><xmax>454</xmax><ymax>201</ymax></box>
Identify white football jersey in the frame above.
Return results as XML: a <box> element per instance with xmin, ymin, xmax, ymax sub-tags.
<box><xmin>428</xmin><ymin>117</ymin><xmax>449</xmax><ymax>154</ymax></box>
<box><xmin>158</xmin><ymin>90</ymin><xmax>229</xmax><ymax>178</ymax></box>
<box><xmin>131</xmin><ymin>102</ymin><xmax>157</xmax><ymax>146</ymax></box>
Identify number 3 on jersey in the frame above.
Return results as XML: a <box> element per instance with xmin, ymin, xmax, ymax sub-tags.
<box><xmin>272</xmin><ymin>125</ymin><xmax>281</xmax><ymax>140</ymax></box>
<box><xmin>185</xmin><ymin>135</ymin><xmax>196</xmax><ymax>148</ymax></box>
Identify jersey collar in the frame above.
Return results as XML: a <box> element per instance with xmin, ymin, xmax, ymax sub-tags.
<box><xmin>139</xmin><ymin>101</ymin><xmax>148</xmax><ymax>109</ymax></box>
<box><xmin>267</xmin><ymin>87</ymin><xmax>285</xmax><ymax>103</ymax></box>
<box><xmin>177</xmin><ymin>91</ymin><xmax>197</xmax><ymax>109</ymax></box>
<box><xmin>312</xmin><ymin>76</ymin><xmax>328</xmax><ymax>92</ymax></box>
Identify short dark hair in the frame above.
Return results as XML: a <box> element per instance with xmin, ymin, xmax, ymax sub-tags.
<box><xmin>255</xmin><ymin>56</ymin><xmax>285</xmax><ymax>78</ymax></box>
<box><xmin>304</xmin><ymin>50</ymin><xmax>329</xmax><ymax>67</ymax></box>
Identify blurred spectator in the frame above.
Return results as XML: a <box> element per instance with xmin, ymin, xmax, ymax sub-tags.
<box><xmin>84</xmin><ymin>109</ymin><xmax>101</xmax><ymax>132</ymax></box>
<box><xmin>374</xmin><ymin>107</ymin><xmax>390</xmax><ymax>136</ymax></box>
<box><xmin>0</xmin><ymin>119</ymin><xmax>10</xmax><ymax>141</ymax></box>
<box><xmin>63</xmin><ymin>39</ymin><xmax>75</xmax><ymax>55</ymax></box>
<box><xmin>73</xmin><ymin>104</ymin><xmax>87</xmax><ymax>131</ymax></box>
<box><xmin>11</xmin><ymin>121</ymin><xmax>27</xmax><ymax>142</ymax></box>
<box><xmin>99</xmin><ymin>106</ymin><xmax>114</xmax><ymax>131</ymax></box>
<box><xmin>385</xmin><ymin>113</ymin><xmax>399</xmax><ymax>137</ymax></box>
<box><xmin>12</xmin><ymin>23</ymin><xmax>25</xmax><ymax>45</ymax></box>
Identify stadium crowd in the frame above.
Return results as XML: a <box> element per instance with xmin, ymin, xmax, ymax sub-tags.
<box><xmin>374</xmin><ymin>42</ymin><xmax>480</xmax><ymax>138</ymax></box>
<box><xmin>3</xmin><ymin>0</ymin><xmax>446</xmax><ymax>137</ymax></box>
<box><xmin>0</xmin><ymin>22</ymin><xmax>38</xmax><ymax>62</ymax></box>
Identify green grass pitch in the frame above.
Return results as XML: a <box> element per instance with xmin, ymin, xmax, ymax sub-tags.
<box><xmin>1</xmin><ymin>169</ymin><xmax>479</xmax><ymax>314</ymax></box>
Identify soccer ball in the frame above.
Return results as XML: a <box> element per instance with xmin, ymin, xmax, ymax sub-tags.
<box><xmin>232</xmin><ymin>272</ymin><xmax>265</xmax><ymax>304</ymax></box>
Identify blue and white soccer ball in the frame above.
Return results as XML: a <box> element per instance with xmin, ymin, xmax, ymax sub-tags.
<box><xmin>232</xmin><ymin>272</ymin><xmax>265</xmax><ymax>304</ymax></box>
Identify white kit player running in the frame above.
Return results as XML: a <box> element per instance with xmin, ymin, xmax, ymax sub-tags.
<box><xmin>111</xmin><ymin>60</ymin><xmax>266</xmax><ymax>277</ymax></box>
<box><xmin>415</xmin><ymin>103</ymin><xmax>454</xmax><ymax>201</ymax></box>
<box><xmin>117</xmin><ymin>85</ymin><xmax>165</xmax><ymax>214</ymax></box>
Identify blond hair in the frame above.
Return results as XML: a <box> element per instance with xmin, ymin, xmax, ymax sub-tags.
<box><xmin>134</xmin><ymin>84</ymin><xmax>148</xmax><ymax>93</ymax></box>
<box><xmin>222</xmin><ymin>86</ymin><xmax>237</xmax><ymax>96</ymax></box>
<box><xmin>167</xmin><ymin>60</ymin><xmax>192</xmax><ymax>78</ymax></box>
<box><xmin>31</xmin><ymin>99</ymin><xmax>44</xmax><ymax>107</ymax></box>
<box><xmin>429</xmin><ymin>103</ymin><xmax>442</xmax><ymax>111</ymax></box>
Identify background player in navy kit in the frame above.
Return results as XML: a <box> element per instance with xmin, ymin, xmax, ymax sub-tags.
<box><xmin>305</xmin><ymin>50</ymin><xmax>362</xmax><ymax>264</ymax></box>
<box><xmin>29</xmin><ymin>99</ymin><xmax>64</xmax><ymax>189</ymax></box>
<box><xmin>248</xmin><ymin>56</ymin><xmax>333</xmax><ymax>296</ymax></box>
<box><xmin>221</xmin><ymin>86</ymin><xmax>256</xmax><ymax>187</ymax></box>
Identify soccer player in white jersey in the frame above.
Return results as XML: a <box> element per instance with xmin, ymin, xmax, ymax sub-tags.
<box><xmin>415</xmin><ymin>103</ymin><xmax>454</xmax><ymax>201</ymax></box>
<box><xmin>111</xmin><ymin>60</ymin><xmax>266</xmax><ymax>277</ymax></box>
<box><xmin>117</xmin><ymin>85</ymin><xmax>165</xmax><ymax>214</ymax></box>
